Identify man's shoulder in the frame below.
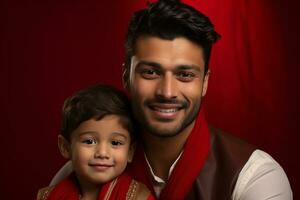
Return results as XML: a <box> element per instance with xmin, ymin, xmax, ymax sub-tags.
<box><xmin>186</xmin><ymin>127</ymin><xmax>257</xmax><ymax>199</ymax></box>
<box><xmin>209</xmin><ymin>126</ymin><xmax>252</xmax><ymax>144</ymax></box>
<box><xmin>208</xmin><ymin>126</ymin><xmax>256</xmax><ymax>157</ymax></box>
<box><xmin>232</xmin><ymin>150</ymin><xmax>293</xmax><ymax>199</ymax></box>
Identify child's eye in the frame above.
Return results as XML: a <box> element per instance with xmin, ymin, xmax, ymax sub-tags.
<box><xmin>82</xmin><ymin>139</ymin><xmax>96</xmax><ymax>145</ymax></box>
<box><xmin>111</xmin><ymin>140</ymin><xmax>123</xmax><ymax>146</ymax></box>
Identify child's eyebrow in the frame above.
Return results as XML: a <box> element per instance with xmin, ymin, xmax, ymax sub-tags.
<box><xmin>78</xmin><ymin>131</ymin><xmax>97</xmax><ymax>136</ymax></box>
<box><xmin>111</xmin><ymin>132</ymin><xmax>128</xmax><ymax>140</ymax></box>
<box><xmin>76</xmin><ymin>131</ymin><xmax>129</xmax><ymax>141</ymax></box>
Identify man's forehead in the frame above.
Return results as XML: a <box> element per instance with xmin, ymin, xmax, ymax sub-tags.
<box><xmin>133</xmin><ymin>36</ymin><xmax>205</xmax><ymax>67</ymax></box>
<box><xmin>134</xmin><ymin>35</ymin><xmax>204</xmax><ymax>50</ymax></box>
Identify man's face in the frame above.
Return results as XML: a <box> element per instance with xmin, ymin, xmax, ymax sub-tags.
<box><xmin>128</xmin><ymin>36</ymin><xmax>209</xmax><ymax>137</ymax></box>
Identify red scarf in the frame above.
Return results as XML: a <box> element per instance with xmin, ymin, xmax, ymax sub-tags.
<box><xmin>47</xmin><ymin>172</ymin><xmax>135</xmax><ymax>200</ymax></box>
<box><xmin>128</xmin><ymin>109</ymin><xmax>210</xmax><ymax>199</ymax></box>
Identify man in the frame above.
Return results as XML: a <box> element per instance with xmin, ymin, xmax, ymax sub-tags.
<box><xmin>122</xmin><ymin>0</ymin><xmax>292</xmax><ymax>199</ymax></box>
<box><xmin>52</xmin><ymin>0</ymin><xmax>292</xmax><ymax>199</ymax></box>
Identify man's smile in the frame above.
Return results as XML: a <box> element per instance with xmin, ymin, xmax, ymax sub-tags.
<box><xmin>152</xmin><ymin>107</ymin><xmax>178</xmax><ymax>113</ymax></box>
<box><xmin>146</xmin><ymin>102</ymin><xmax>186</xmax><ymax>120</ymax></box>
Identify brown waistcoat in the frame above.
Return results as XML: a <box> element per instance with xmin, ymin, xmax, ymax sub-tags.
<box><xmin>185</xmin><ymin>127</ymin><xmax>255</xmax><ymax>200</ymax></box>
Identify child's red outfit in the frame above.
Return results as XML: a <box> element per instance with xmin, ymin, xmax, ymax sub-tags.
<box><xmin>37</xmin><ymin>172</ymin><xmax>155</xmax><ymax>200</ymax></box>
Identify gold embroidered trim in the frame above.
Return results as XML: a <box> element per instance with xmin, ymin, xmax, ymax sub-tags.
<box><xmin>126</xmin><ymin>180</ymin><xmax>139</xmax><ymax>200</ymax></box>
<box><xmin>37</xmin><ymin>186</ymin><xmax>54</xmax><ymax>200</ymax></box>
<box><xmin>104</xmin><ymin>178</ymin><xmax>118</xmax><ymax>200</ymax></box>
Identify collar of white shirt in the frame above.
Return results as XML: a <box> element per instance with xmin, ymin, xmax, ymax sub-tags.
<box><xmin>144</xmin><ymin>151</ymin><xmax>183</xmax><ymax>197</ymax></box>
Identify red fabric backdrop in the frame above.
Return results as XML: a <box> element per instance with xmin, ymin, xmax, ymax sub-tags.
<box><xmin>1</xmin><ymin>0</ymin><xmax>299</xmax><ymax>199</ymax></box>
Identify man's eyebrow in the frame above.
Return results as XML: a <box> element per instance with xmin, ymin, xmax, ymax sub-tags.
<box><xmin>176</xmin><ymin>64</ymin><xmax>201</xmax><ymax>72</ymax></box>
<box><xmin>135</xmin><ymin>60</ymin><xmax>162</xmax><ymax>69</ymax></box>
<box><xmin>135</xmin><ymin>60</ymin><xmax>201</xmax><ymax>72</ymax></box>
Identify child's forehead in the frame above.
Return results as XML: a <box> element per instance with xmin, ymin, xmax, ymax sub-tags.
<box><xmin>71</xmin><ymin>115</ymin><xmax>131</xmax><ymax>139</ymax></box>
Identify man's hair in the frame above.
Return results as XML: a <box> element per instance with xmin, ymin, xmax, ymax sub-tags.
<box><xmin>61</xmin><ymin>84</ymin><xmax>135</xmax><ymax>142</ymax></box>
<box><xmin>123</xmin><ymin>0</ymin><xmax>220</xmax><ymax>85</ymax></box>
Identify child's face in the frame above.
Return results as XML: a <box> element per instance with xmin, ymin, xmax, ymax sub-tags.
<box><xmin>65</xmin><ymin>115</ymin><xmax>133</xmax><ymax>185</ymax></box>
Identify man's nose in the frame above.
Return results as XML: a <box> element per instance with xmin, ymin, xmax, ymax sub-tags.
<box><xmin>94</xmin><ymin>143</ymin><xmax>110</xmax><ymax>159</ymax></box>
<box><xmin>156</xmin><ymin>73</ymin><xmax>178</xmax><ymax>99</ymax></box>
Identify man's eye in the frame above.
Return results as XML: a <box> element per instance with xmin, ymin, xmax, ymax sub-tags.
<box><xmin>140</xmin><ymin>69</ymin><xmax>160</xmax><ymax>79</ymax></box>
<box><xmin>82</xmin><ymin>139</ymin><xmax>96</xmax><ymax>144</ymax></box>
<box><xmin>111</xmin><ymin>140</ymin><xmax>124</xmax><ymax>146</ymax></box>
<box><xmin>177</xmin><ymin>72</ymin><xmax>195</xmax><ymax>81</ymax></box>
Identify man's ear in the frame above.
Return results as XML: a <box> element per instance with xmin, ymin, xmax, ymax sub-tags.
<box><xmin>127</xmin><ymin>142</ymin><xmax>136</xmax><ymax>163</ymax></box>
<box><xmin>202</xmin><ymin>70</ymin><xmax>210</xmax><ymax>97</ymax></box>
<box><xmin>58</xmin><ymin>135</ymin><xmax>71</xmax><ymax>159</ymax></box>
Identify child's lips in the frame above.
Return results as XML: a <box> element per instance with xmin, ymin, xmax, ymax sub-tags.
<box><xmin>89</xmin><ymin>163</ymin><xmax>113</xmax><ymax>171</ymax></box>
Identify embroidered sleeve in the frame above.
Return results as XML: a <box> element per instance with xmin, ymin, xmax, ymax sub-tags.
<box><xmin>36</xmin><ymin>186</ymin><xmax>54</xmax><ymax>200</ymax></box>
<box><xmin>127</xmin><ymin>180</ymin><xmax>154</xmax><ymax>200</ymax></box>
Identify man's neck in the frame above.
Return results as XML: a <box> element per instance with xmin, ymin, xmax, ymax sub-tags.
<box><xmin>142</xmin><ymin>121</ymin><xmax>195</xmax><ymax>181</ymax></box>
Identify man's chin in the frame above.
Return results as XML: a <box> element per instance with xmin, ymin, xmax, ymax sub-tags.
<box><xmin>143</xmin><ymin>114</ymin><xmax>197</xmax><ymax>138</ymax></box>
<box><xmin>144</xmin><ymin>124</ymin><xmax>183</xmax><ymax>138</ymax></box>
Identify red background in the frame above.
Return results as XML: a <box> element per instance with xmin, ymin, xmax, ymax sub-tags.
<box><xmin>1</xmin><ymin>0</ymin><xmax>299</xmax><ymax>199</ymax></box>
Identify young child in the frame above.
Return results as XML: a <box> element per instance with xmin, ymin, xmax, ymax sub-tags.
<box><xmin>37</xmin><ymin>84</ymin><xmax>154</xmax><ymax>200</ymax></box>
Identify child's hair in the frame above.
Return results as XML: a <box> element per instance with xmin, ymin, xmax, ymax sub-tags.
<box><xmin>61</xmin><ymin>84</ymin><xmax>135</xmax><ymax>142</ymax></box>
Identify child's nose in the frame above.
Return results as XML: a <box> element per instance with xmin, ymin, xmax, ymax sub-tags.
<box><xmin>94</xmin><ymin>143</ymin><xmax>110</xmax><ymax>159</ymax></box>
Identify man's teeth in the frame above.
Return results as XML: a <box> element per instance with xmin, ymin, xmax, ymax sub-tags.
<box><xmin>154</xmin><ymin>108</ymin><xmax>178</xmax><ymax>113</ymax></box>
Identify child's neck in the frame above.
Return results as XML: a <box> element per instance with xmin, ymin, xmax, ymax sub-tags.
<box><xmin>77</xmin><ymin>176</ymin><xmax>101</xmax><ymax>200</ymax></box>
<box><xmin>80</xmin><ymin>187</ymin><xmax>99</xmax><ymax>200</ymax></box>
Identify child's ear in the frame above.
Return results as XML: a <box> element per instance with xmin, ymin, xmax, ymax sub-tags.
<box><xmin>127</xmin><ymin>142</ymin><xmax>136</xmax><ymax>163</ymax></box>
<box><xmin>58</xmin><ymin>135</ymin><xmax>71</xmax><ymax>159</ymax></box>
